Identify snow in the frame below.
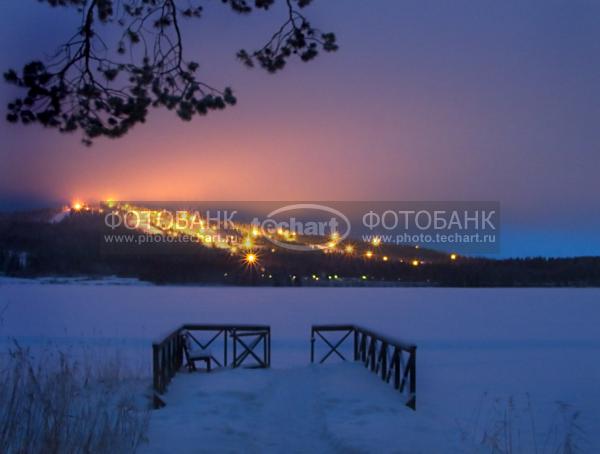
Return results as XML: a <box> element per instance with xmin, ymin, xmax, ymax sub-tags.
<box><xmin>143</xmin><ymin>364</ymin><xmax>455</xmax><ymax>454</ymax></box>
<box><xmin>49</xmin><ymin>209</ymin><xmax>70</xmax><ymax>224</ymax></box>
<box><xmin>0</xmin><ymin>275</ymin><xmax>150</xmax><ymax>286</ymax></box>
<box><xmin>1</xmin><ymin>283</ymin><xmax>599</xmax><ymax>452</ymax></box>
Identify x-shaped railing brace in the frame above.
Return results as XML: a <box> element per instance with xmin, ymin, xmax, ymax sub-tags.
<box><xmin>233</xmin><ymin>332</ymin><xmax>267</xmax><ymax>368</ymax></box>
<box><xmin>315</xmin><ymin>329</ymin><xmax>353</xmax><ymax>363</ymax></box>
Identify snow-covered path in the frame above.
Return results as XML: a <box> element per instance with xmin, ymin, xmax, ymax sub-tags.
<box><xmin>142</xmin><ymin>363</ymin><xmax>458</xmax><ymax>454</ymax></box>
<box><xmin>252</xmin><ymin>367</ymin><xmax>334</xmax><ymax>452</ymax></box>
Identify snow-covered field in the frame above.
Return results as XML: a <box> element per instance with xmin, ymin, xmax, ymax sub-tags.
<box><xmin>1</xmin><ymin>280</ymin><xmax>599</xmax><ymax>452</ymax></box>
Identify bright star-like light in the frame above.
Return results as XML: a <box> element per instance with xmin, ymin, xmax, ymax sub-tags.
<box><xmin>244</xmin><ymin>253</ymin><xmax>258</xmax><ymax>266</ymax></box>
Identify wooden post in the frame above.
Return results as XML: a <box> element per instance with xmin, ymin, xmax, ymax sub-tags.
<box><xmin>310</xmin><ymin>328</ymin><xmax>315</xmax><ymax>363</ymax></box>
<box><xmin>224</xmin><ymin>329</ymin><xmax>228</xmax><ymax>367</ymax></box>
<box><xmin>394</xmin><ymin>349</ymin><xmax>401</xmax><ymax>390</ymax></box>
<box><xmin>167</xmin><ymin>339</ymin><xmax>172</xmax><ymax>379</ymax></box>
<box><xmin>263</xmin><ymin>332</ymin><xmax>267</xmax><ymax>366</ymax></box>
<box><xmin>369</xmin><ymin>337</ymin><xmax>376</xmax><ymax>371</ymax></box>
<box><xmin>170</xmin><ymin>338</ymin><xmax>174</xmax><ymax>375</ymax></box>
<box><xmin>232</xmin><ymin>329</ymin><xmax>237</xmax><ymax>368</ymax></box>
<box><xmin>171</xmin><ymin>337</ymin><xmax>176</xmax><ymax>373</ymax></box>
<box><xmin>179</xmin><ymin>334</ymin><xmax>183</xmax><ymax>369</ymax></box>
<box><xmin>408</xmin><ymin>349</ymin><xmax>416</xmax><ymax>410</ymax></box>
<box><xmin>267</xmin><ymin>329</ymin><xmax>271</xmax><ymax>367</ymax></box>
<box><xmin>380</xmin><ymin>342</ymin><xmax>388</xmax><ymax>381</ymax></box>
<box><xmin>153</xmin><ymin>344</ymin><xmax>161</xmax><ymax>393</ymax></box>
<box><xmin>360</xmin><ymin>332</ymin><xmax>367</xmax><ymax>362</ymax></box>
<box><xmin>161</xmin><ymin>347</ymin><xmax>166</xmax><ymax>389</ymax></box>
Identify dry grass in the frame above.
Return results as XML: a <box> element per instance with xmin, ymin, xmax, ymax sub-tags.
<box><xmin>0</xmin><ymin>341</ymin><xmax>149</xmax><ymax>454</ymax></box>
<box><xmin>458</xmin><ymin>393</ymin><xmax>587</xmax><ymax>454</ymax></box>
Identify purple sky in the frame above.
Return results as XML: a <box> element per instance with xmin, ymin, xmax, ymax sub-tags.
<box><xmin>1</xmin><ymin>0</ymin><xmax>599</xmax><ymax>257</ymax></box>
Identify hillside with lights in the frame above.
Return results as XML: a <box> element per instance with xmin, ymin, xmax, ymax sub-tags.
<box><xmin>1</xmin><ymin>202</ymin><xmax>600</xmax><ymax>287</ymax></box>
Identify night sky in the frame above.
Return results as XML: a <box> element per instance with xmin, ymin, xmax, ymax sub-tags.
<box><xmin>1</xmin><ymin>0</ymin><xmax>599</xmax><ymax>257</ymax></box>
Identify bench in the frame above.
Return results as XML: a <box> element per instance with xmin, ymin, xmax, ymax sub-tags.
<box><xmin>181</xmin><ymin>331</ymin><xmax>213</xmax><ymax>372</ymax></box>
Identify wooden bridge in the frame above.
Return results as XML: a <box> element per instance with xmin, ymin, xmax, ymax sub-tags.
<box><xmin>152</xmin><ymin>323</ymin><xmax>416</xmax><ymax>410</ymax></box>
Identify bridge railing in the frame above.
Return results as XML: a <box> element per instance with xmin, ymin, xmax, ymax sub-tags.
<box><xmin>310</xmin><ymin>324</ymin><xmax>417</xmax><ymax>410</ymax></box>
<box><xmin>152</xmin><ymin>324</ymin><xmax>271</xmax><ymax>395</ymax></box>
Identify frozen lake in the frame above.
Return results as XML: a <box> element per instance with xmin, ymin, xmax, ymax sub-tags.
<box><xmin>1</xmin><ymin>281</ymin><xmax>599</xmax><ymax>452</ymax></box>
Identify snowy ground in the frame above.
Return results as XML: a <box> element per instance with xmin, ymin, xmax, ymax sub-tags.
<box><xmin>1</xmin><ymin>280</ymin><xmax>599</xmax><ymax>452</ymax></box>
<box><xmin>143</xmin><ymin>364</ymin><xmax>456</xmax><ymax>454</ymax></box>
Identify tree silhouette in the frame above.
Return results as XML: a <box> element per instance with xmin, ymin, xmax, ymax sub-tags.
<box><xmin>4</xmin><ymin>0</ymin><xmax>337</xmax><ymax>145</ymax></box>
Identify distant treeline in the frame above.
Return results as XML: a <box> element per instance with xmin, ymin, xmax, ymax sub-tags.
<box><xmin>1</xmin><ymin>212</ymin><xmax>599</xmax><ymax>287</ymax></box>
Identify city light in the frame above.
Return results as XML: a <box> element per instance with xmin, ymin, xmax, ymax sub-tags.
<box><xmin>72</xmin><ymin>201</ymin><xmax>83</xmax><ymax>211</ymax></box>
<box><xmin>450</xmin><ymin>253</ymin><xmax>457</xmax><ymax>260</ymax></box>
<box><xmin>100</xmin><ymin>201</ymin><xmax>444</xmax><ymax>279</ymax></box>
<box><xmin>244</xmin><ymin>253</ymin><xmax>258</xmax><ymax>266</ymax></box>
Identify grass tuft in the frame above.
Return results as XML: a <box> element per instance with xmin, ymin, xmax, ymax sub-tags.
<box><xmin>458</xmin><ymin>392</ymin><xmax>587</xmax><ymax>454</ymax></box>
<box><xmin>0</xmin><ymin>341</ymin><xmax>149</xmax><ymax>454</ymax></box>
